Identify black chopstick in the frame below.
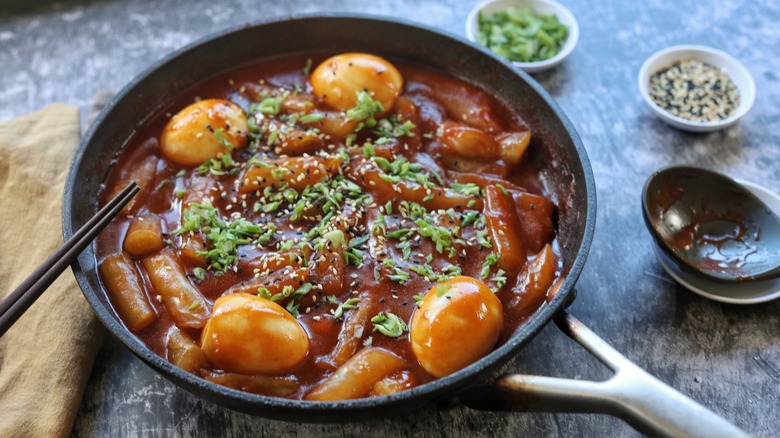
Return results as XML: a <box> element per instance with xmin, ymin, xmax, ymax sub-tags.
<box><xmin>0</xmin><ymin>182</ymin><xmax>140</xmax><ymax>337</ymax></box>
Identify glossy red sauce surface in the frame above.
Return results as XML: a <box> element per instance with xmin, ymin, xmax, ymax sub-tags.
<box><xmin>97</xmin><ymin>53</ymin><xmax>561</xmax><ymax>399</ymax></box>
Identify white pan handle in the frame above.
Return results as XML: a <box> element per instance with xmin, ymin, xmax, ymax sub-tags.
<box><xmin>459</xmin><ymin>312</ymin><xmax>748</xmax><ymax>438</ymax></box>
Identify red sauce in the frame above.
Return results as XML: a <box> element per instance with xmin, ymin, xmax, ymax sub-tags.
<box><xmin>653</xmin><ymin>170</ymin><xmax>760</xmax><ymax>279</ymax></box>
<box><xmin>97</xmin><ymin>53</ymin><xmax>561</xmax><ymax>400</ymax></box>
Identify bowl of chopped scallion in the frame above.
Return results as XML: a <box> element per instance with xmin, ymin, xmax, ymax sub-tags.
<box><xmin>466</xmin><ymin>0</ymin><xmax>579</xmax><ymax>73</ymax></box>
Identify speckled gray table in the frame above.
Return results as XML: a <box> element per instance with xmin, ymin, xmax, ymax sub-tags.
<box><xmin>2</xmin><ymin>0</ymin><xmax>780</xmax><ymax>436</ymax></box>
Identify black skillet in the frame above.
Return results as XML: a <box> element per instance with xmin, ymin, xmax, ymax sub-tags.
<box><xmin>61</xmin><ymin>15</ymin><xmax>744</xmax><ymax>437</ymax></box>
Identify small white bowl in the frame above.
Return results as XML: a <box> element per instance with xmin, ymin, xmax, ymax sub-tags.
<box><xmin>638</xmin><ymin>45</ymin><xmax>755</xmax><ymax>132</ymax></box>
<box><xmin>466</xmin><ymin>0</ymin><xmax>579</xmax><ymax>73</ymax></box>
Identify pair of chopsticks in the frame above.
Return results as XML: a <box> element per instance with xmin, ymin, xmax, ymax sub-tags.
<box><xmin>0</xmin><ymin>182</ymin><xmax>140</xmax><ymax>337</ymax></box>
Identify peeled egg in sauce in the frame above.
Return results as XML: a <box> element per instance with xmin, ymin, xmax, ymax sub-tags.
<box><xmin>410</xmin><ymin>276</ymin><xmax>503</xmax><ymax>378</ymax></box>
<box><xmin>161</xmin><ymin>99</ymin><xmax>248</xmax><ymax>166</ymax></box>
<box><xmin>200</xmin><ymin>293</ymin><xmax>310</xmax><ymax>374</ymax></box>
<box><xmin>310</xmin><ymin>53</ymin><xmax>403</xmax><ymax>116</ymax></box>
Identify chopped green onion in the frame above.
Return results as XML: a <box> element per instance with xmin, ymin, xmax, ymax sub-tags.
<box><xmin>491</xmin><ymin>268</ymin><xmax>508</xmax><ymax>292</ymax></box>
<box><xmin>461</xmin><ymin>210</ymin><xmax>480</xmax><ymax>227</ymax></box>
<box><xmin>257</xmin><ymin>96</ymin><xmax>284</xmax><ymax>115</ymax></box>
<box><xmin>262</xmin><ymin>201</ymin><xmax>282</xmax><ymax>213</ymax></box>
<box><xmin>346</xmin><ymin>91</ymin><xmax>384</xmax><ymax>123</ymax></box>
<box><xmin>214</xmin><ymin>128</ymin><xmax>234</xmax><ymax>149</ymax></box>
<box><xmin>436</xmin><ymin>283</ymin><xmax>452</xmax><ymax>297</ymax></box>
<box><xmin>344</xmin><ymin>247</ymin><xmax>364</xmax><ymax>265</ymax></box>
<box><xmin>476</xmin><ymin>229</ymin><xmax>492</xmax><ymax>249</ymax></box>
<box><xmin>370</xmin><ymin>312</ymin><xmax>408</xmax><ymax>337</ymax></box>
<box><xmin>279</xmin><ymin>283</ymin><xmax>313</xmax><ymax>318</ymax></box>
<box><xmin>192</xmin><ymin>267</ymin><xmax>207</xmax><ymax>281</ymax></box>
<box><xmin>173</xmin><ymin>202</ymin><xmax>266</xmax><ymax>273</ymax></box>
<box><xmin>282</xmin><ymin>188</ymin><xmax>298</xmax><ymax>203</ymax></box>
<box><xmin>386</xmin><ymin>228</ymin><xmax>413</xmax><ymax>240</ymax></box>
<box><xmin>481</xmin><ymin>252</ymin><xmax>500</xmax><ymax>279</ymax></box>
<box><xmin>331</xmin><ymin>298</ymin><xmax>361</xmax><ymax>320</ymax></box>
<box><xmin>322</xmin><ymin>229</ymin><xmax>345</xmax><ymax>248</ymax></box>
<box><xmin>409</xmin><ymin>264</ymin><xmax>437</xmax><ymax>282</ymax></box>
<box><xmin>415</xmin><ymin>218</ymin><xmax>457</xmax><ymax>255</ymax></box>
<box><xmin>267</xmin><ymin>130</ymin><xmax>279</xmax><ymax>147</ymax></box>
<box><xmin>451</xmin><ymin>183</ymin><xmax>482</xmax><ymax>197</ymax></box>
<box><xmin>337</xmin><ymin>147</ymin><xmax>351</xmax><ymax>165</ymax></box>
<box><xmin>299</xmin><ymin>112</ymin><xmax>325</xmax><ymax>124</ymax></box>
<box><xmin>349</xmin><ymin>234</ymin><xmax>370</xmax><ymax>248</ymax></box>
<box><xmin>476</xmin><ymin>7</ymin><xmax>569</xmax><ymax>63</ymax></box>
<box><xmin>195</xmin><ymin>153</ymin><xmax>234</xmax><ymax>176</ymax></box>
<box><xmin>373</xmin><ymin>118</ymin><xmax>416</xmax><ymax>138</ymax></box>
<box><xmin>280</xmin><ymin>239</ymin><xmax>295</xmax><ymax>252</ymax></box>
<box><xmin>258</xmin><ymin>287</ymin><xmax>271</xmax><ymax>299</ymax></box>
<box><xmin>387</xmin><ymin>267</ymin><xmax>410</xmax><ymax>284</ymax></box>
<box><xmin>363</xmin><ymin>143</ymin><xmax>376</xmax><ymax>158</ymax></box>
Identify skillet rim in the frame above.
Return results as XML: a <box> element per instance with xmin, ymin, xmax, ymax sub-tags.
<box><xmin>62</xmin><ymin>13</ymin><xmax>596</xmax><ymax>421</ymax></box>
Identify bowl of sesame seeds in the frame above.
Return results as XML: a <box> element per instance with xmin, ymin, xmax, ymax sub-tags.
<box><xmin>638</xmin><ymin>45</ymin><xmax>755</xmax><ymax>132</ymax></box>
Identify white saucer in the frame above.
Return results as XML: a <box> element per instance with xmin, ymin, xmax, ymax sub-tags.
<box><xmin>653</xmin><ymin>178</ymin><xmax>780</xmax><ymax>304</ymax></box>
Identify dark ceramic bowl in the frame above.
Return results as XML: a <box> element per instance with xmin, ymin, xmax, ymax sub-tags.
<box><xmin>62</xmin><ymin>14</ymin><xmax>595</xmax><ymax>422</ymax></box>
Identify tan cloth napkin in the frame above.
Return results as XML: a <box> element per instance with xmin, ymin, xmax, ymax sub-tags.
<box><xmin>0</xmin><ymin>103</ymin><xmax>105</xmax><ymax>437</ymax></box>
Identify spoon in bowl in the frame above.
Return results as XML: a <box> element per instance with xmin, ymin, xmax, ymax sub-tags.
<box><xmin>642</xmin><ymin>166</ymin><xmax>780</xmax><ymax>284</ymax></box>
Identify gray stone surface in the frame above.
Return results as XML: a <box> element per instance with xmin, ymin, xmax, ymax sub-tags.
<box><xmin>2</xmin><ymin>0</ymin><xmax>780</xmax><ymax>436</ymax></box>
